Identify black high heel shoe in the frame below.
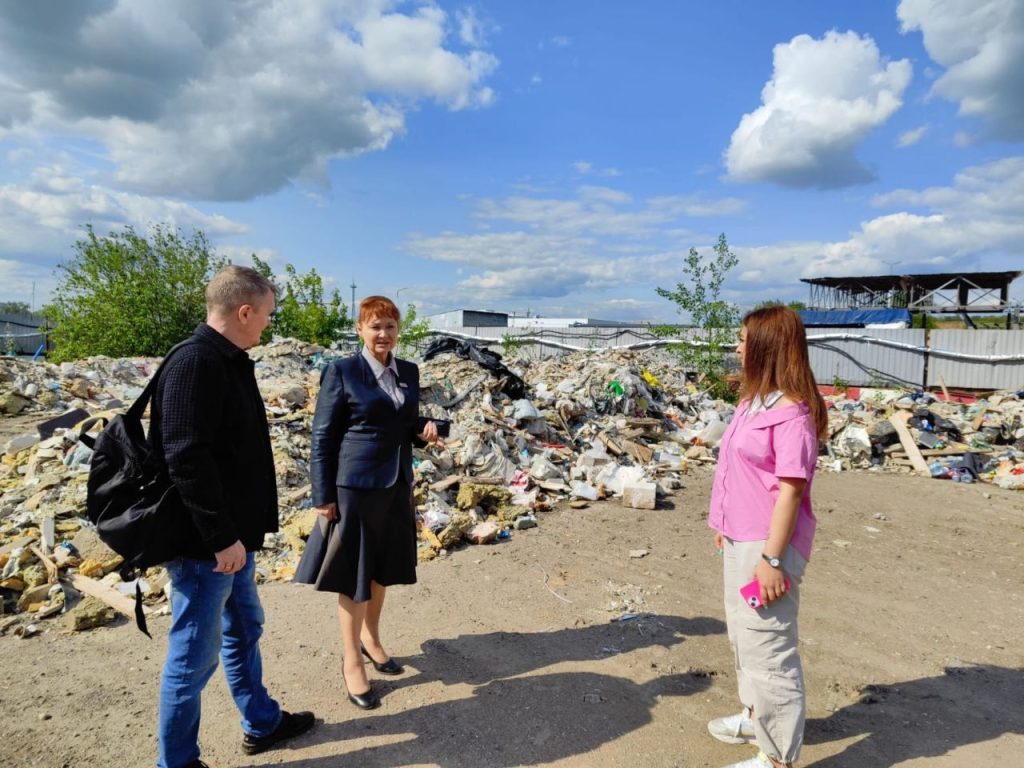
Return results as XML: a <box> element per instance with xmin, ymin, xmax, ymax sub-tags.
<box><xmin>346</xmin><ymin>686</ymin><xmax>380</xmax><ymax>710</ymax></box>
<box><xmin>343</xmin><ymin>671</ymin><xmax>380</xmax><ymax>710</ymax></box>
<box><xmin>361</xmin><ymin>644</ymin><xmax>404</xmax><ymax>675</ymax></box>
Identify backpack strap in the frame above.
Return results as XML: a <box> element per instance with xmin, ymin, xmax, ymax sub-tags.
<box><xmin>76</xmin><ymin>340</ymin><xmax>198</xmax><ymax>450</ymax></box>
<box><xmin>80</xmin><ymin>337</ymin><xmax>208</xmax><ymax>638</ymax></box>
<box><xmin>76</xmin><ymin>416</ymin><xmax>109</xmax><ymax>449</ymax></box>
<box><xmin>125</xmin><ymin>339</ymin><xmax>198</xmax><ymax>420</ymax></box>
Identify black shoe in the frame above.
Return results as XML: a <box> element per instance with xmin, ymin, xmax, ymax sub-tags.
<box><xmin>361</xmin><ymin>644</ymin><xmax>404</xmax><ymax>675</ymax></box>
<box><xmin>346</xmin><ymin>684</ymin><xmax>381</xmax><ymax>710</ymax></box>
<box><xmin>241</xmin><ymin>710</ymin><xmax>316</xmax><ymax>755</ymax></box>
<box><xmin>184</xmin><ymin>762</ymin><xmax>210</xmax><ymax>768</ymax></box>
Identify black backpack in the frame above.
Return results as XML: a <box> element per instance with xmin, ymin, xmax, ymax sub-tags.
<box><xmin>79</xmin><ymin>341</ymin><xmax>193</xmax><ymax>634</ymax></box>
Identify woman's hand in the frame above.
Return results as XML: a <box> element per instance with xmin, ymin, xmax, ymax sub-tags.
<box><xmin>713</xmin><ymin>531</ymin><xmax>724</xmax><ymax>553</ymax></box>
<box><xmin>754</xmin><ymin>558</ymin><xmax>788</xmax><ymax>605</ymax></box>
<box><xmin>418</xmin><ymin>419</ymin><xmax>440</xmax><ymax>445</ymax></box>
<box><xmin>315</xmin><ymin>502</ymin><xmax>337</xmax><ymax>520</ymax></box>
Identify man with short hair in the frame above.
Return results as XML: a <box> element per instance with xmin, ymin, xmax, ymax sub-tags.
<box><xmin>152</xmin><ymin>265</ymin><xmax>314</xmax><ymax>768</ymax></box>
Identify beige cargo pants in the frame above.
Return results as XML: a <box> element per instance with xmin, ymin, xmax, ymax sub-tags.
<box><xmin>723</xmin><ymin>537</ymin><xmax>809</xmax><ymax>764</ymax></box>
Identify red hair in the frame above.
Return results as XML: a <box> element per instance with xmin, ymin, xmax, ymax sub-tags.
<box><xmin>358</xmin><ymin>295</ymin><xmax>401</xmax><ymax>325</ymax></box>
<box><xmin>739</xmin><ymin>305</ymin><xmax>827</xmax><ymax>438</ymax></box>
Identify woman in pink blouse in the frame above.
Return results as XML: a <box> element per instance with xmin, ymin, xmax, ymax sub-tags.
<box><xmin>706</xmin><ymin>305</ymin><xmax>827</xmax><ymax>768</ymax></box>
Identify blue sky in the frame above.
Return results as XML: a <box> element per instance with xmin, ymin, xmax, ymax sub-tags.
<box><xmin>1</xmin><ymin>0</ymin><xmax>1022</xmax><ymax>322</ymax></box>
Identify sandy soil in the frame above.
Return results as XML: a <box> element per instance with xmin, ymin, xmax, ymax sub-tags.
<box><xmin>1</xmin><ymin>468</ymin><xmax>1022</xmax><ymax>768</ymax></box>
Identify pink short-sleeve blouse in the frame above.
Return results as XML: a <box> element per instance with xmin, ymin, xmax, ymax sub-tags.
<box><xmin>707</xmin><ymin>399</ymin><xmax>819</xmax><ymax>561</ymax></box>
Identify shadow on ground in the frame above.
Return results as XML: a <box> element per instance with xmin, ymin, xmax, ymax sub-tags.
<box><xmin>283</xmin><ymin>671</ymin><xmax>711</xmax><ymax>767</ymax></box>
<box><xmin>404</xmin><ymin>613</ymin><xmax>725</xmax><ymax>686</ymax></box>
<box><xmin>805</xmin><ymin>665</ymin><xmax>1024</xmax><ymax>766</ymax></box>
<box><xmin>276</xmin><ymin>614</ymin><xmax>724</xmax><ymax>767</ymax></box>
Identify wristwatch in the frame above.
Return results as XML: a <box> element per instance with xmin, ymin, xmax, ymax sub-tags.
<box><xmin>761</xmin><ymin>553</ymin><xmax>782</xmax><ymax>568</ymax></box>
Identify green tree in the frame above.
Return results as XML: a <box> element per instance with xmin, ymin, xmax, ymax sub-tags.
<box><xmin>654</xmin><ymin>233</ymin><xmax>740</xmax><ymax>398</ymax></box>
<box><xmin>0</xmin><ymin>301</ymin><xmax>31</xmax><ymax>314</ymax></box>
<box><xmin>270</xmin><ymin>263</ymin><xmax>349</xmax><ymax>346</ymax></box>
<box><xmin>46</xmin><ymin>225</ymin><xmax>218</xmax><ymax>361</ymax></box>
<box><xmin>752</xmin><ymin>298</ymin><xmax>807</xmax><ymax>311</ymax></box>
<box><xmin>250</xmin><ymin>255</ymin><xmax>277</xmax><ymax>345</ymax></box>
<box><xmin>398</xmin><ymin>303</ymin><xmax>432</xmax><ymax>357</ymax></box>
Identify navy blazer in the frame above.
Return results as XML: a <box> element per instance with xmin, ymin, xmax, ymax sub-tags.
<box><xmin>309</xmin><ymin>353</ymin><xmax>421</xmax><ymax>505</ymax></box>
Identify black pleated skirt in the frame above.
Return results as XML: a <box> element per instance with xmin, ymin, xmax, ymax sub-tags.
<box><xmin>293</xmin><ymin>479</ymin><xmax>417</xmax><ymax>602</ymax></box>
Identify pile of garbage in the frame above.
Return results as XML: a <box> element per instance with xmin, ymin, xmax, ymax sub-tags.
<box><xmin>822</xmin><ymin>387</ymin><xmax>1024</xmax><ymax>488</ymax></box>
<box><xmin>3</xmin><ymin>337</ymin><xmax>1024</xmax><ymax>634</ymax></box>
<box><xmin>1</xmin><ymin>339</ymin><xmax>718</xmax><ymax>634</ymax></box>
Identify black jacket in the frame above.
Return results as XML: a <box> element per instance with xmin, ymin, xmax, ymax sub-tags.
<box><xmin>309</xmin><ymin>353</ymin><xmax>421</xmax><ymax>506</ymax></box>
<box><xmin>150</xmin><ymin>323</ymin><xmax>278</xmax><ymax>558</ymax></box>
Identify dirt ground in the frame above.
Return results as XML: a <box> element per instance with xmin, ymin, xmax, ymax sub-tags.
<box><xmin>1</xmin><ymin>467</ymin><xmax>1023</xmax><ymax>768</ymax></box>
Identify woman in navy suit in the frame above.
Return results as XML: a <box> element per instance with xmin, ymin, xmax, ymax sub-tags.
<box><xmin>296</xmin><ymin>296</ymin><xmax>438</xmax><ymax>710</ymax></box>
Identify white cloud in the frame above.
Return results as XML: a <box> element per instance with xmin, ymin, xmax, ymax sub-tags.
<box><xmin>668</xmin><ymin>155</ymin><xmax>1024</xmax><ymax>310</ymax></box>
<box><xmin>456</xmin><ymin>7</ymin><xmax>487</xmax><ymax>47</ymax></box>
<box><xmin>404</xmin><ymin>230</ymin><xmax>594</xmax><ymax>270</ymax></box>
<box><xmin>550</xmin><ymin>36</ymin><xmax>572</xmax><ymax>48</ymax></box>
<box><xmin>0</xmin><ymin>165</ymin><xmax>246</xmax><ymax>256</ymax></box>
<box><xmin>871</xmin><ymin>156</ymin><xmax>1024</xmax><ymax>222</ymax></box>
<box><xmin>649</xmin><ymin>196</ymin><xmax>747</xmax><ymax>218</ymax></box>
<box><xmin>0</xmin><ymin>257</ymin><xmax>55</xmax><ymax>306</ymax></box>
<box><xmin>472</xmin><ymin>190</ymin><xmax>746</xmax><ymax>238</ymax></box>
<box><xmin>217</xmin><ymin>245</ymin><xmax>279</xmax><ymax>266</ymax></box>
<box><xmin>0</xmin><ymin>1</ymin><xmax>499</xmax><ymax>200</ymax></box>
<box><xmin>725</xmin><ymin>30</ymin><xmax>911</xmax><ymax>188</ymax></box>
<box><xmin>898</xmin><ymin>0</ymin><xmax>1024</xmax><ymax>140</ymax></box>
<box><xmin>0</xmin><ymin>160</ymin><xmax>248</xmax><ymax>304</ymax></box>
<box><xmin>404</xmin><ymin>184</ymin><xmax>746</xmax><ymax>307</ymax></box>
<box><xmin>573</xmin><ymin>160</ymin><xmax>621</xmax><ymax>177</ymax></box>
<box><xmin>578</xmin><ymin>185</ymin><xmax>633</xmax><ymax>205</ymax></box>
<box><xmin>897</xmin><ymin>125</ymin><xmax>928</xmax><ymax>147</ymax></box>
<box><xmin>745</xmin><ymin>156</ymin><xmax>1024</xmax><ymax>287</ymax></box>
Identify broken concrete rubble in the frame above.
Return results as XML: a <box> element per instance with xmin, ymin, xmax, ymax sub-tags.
<box><xmin>4</xmin><ymin>337</ymin><xmax>1024</xmax><ymax>633</ymax></box>
<box><xmin>622</xmin><ymin>482</ymin><xmax>658</xmax><ymax>510</ymax></box>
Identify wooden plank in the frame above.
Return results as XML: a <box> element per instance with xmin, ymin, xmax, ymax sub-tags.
<box><xmin>938</xmin><ymin>376</ymin><xmax>950</xmax><ymax>403</ymax></box>
<box><xmin>888</xmin><ymin>446</ymin><xmax>993</xmax><ymax>458</ymax></box>
<box><xmin>597</xmin><ymin>432</ymin><xmax>623</xmax><ymax>456</ymax></box>
<box><xmin>0</xmin><ymin>535</ymin><xmax>37</xmax><ymax>558</ymax></box>
<box><xmin>971</xmin><ymin>407</ymin><xmax>991</xmax><ymax>432</ymax></box>
<box><xmin>461</xmin><ymin>475</ymin><xmax>504</xmax><ymax>486</ymax></box>
<box><xmin>28</xmin><ymin>546</ymin><xmax>59</xmax><ymax>585</ymax></box>
<box><xmin>429</xmin><ymin>475</ymin><xmax>460</xmax><ymax>493</ymax></box>
<box><xmin>69</xmin><ymin>573</ymin><xmax>152</xmax><ymax>619</ymax></box>
<box><xmin>621</xmin><ymin>438</ymin><xmax>654</xmax><ymax>464</ymax></box>
<box><xmin>888</xmin><ymin>411</ymin><xmax>931</xmax><ymax>477</ymax></box>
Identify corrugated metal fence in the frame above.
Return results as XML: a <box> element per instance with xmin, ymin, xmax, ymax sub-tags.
<box><xmin>0</xmin><ymin>313</ymin><xmax>49</xmax><ymax>356</ymax></box>
<box><xmin>444</xmin><ymin>326</ymin><xmax>1024</xmax><ymax>392</ymax></box>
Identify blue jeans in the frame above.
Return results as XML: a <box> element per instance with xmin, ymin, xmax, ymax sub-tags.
<box><xmin>157</xmin><ymin>553</ymin><xmax>281</xmax><ymax>768</ymax></box>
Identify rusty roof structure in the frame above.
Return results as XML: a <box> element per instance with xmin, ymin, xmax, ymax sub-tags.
<box><xmin>801</xmin><ymin>271</ymin><xmax>1022</xmax><ymax>314</ymax></box>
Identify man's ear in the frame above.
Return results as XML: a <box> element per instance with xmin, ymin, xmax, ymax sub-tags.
<box><xmin>237</xmin><ymin>304</ymin><xmax>253</xmax><ymax>323</ymax></box>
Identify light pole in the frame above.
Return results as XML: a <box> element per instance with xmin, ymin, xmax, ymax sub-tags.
<box><xmin>396</xmin><ymin>286</ymin><xmax>410</xmax><ymax>306</ymax></box>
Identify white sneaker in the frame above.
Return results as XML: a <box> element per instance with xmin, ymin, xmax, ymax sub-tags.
<box><xmin>707</xmin><ymin>707</ymin><xmax>756</xmax><ymax>744</ymax></box>
<box><xmin>723</xmin><ymin>752</ymin><xmax>773</xmax><ymax>768</ymax></box>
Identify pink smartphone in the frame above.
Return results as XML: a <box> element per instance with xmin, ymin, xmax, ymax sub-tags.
<box><xmin>740</xmin><ymin>577</ymin><xmax>791</xmax><ymax>610</ymax></box>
